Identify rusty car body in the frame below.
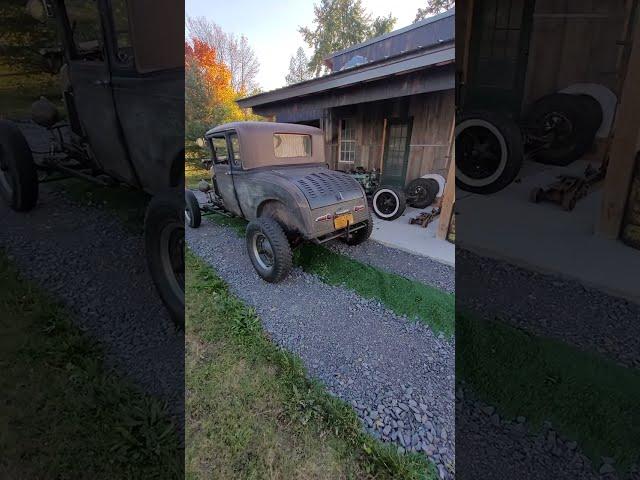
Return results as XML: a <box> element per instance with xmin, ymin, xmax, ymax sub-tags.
<box><xmin>185</xmin><ymin>122</ymin><xmax>373</xmax><ymax>282</ymax></box>
<box><xmin>0</xmin><ymin>0</ymin><xmax>185</xmax><ymax>324</ymax></box>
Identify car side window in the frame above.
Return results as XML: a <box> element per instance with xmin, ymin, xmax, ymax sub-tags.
<box><xmin>229</xmin><ymin>133</ymin><xmax>241</xmax><ymax>167</ymax></box>
<box><xmin>211</xmin><ymin>136</ymin><xmax>229</xmax><ymax>164</ymax></box>
<box><xmin>110</xmin><ymin>0</ymin><xmax>134</xmax><ymax>66</ymax></box>
<box><xmin>63</xmin><ymin>0</ymin><xmax>105</xmax><ymax>61</ymax></box>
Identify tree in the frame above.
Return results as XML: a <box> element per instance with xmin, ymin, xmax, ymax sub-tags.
<box><xmin>186</xmin><ymin>16</ymin><xmax>260</xmax><ymax>94</ymax></box>
<box><xmin>285</xmin><ymin>47</ymin><xmax>313</xmax><ymax>85</ymax></box>
<box><xmin>184</xmin><ymin>39</ymin><xmax>243</xmax><ymax>141</ymax></box>
<box><xmin>370</xmin><ymin>13</ymin><xmax>396</xmax><ymax>37</ymax></box>
<box><xmin>414</xmin><ymin>0</ymin><xmax>455</xmax><ymax>22</ymax></box>
<box><xmin>299</xmin><ymin>0</ymin><xmax>396</xmax><ymax>76</ymax></box>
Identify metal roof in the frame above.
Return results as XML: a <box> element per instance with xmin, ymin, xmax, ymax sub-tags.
<box><xmin>324</xmin><ymin>8</ymin><xmax>455</xmax><ymax>70</ymax></box>
<box><xmin>237</xmin><ymin>43</ymin><xmax>454</xmax><ymax>108</ymax></box>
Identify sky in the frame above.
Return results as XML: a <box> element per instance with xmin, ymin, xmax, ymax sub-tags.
<box><xmin>185</xmin><ymin>0</ymin><xmax>428</xmax><ymax>92</ymax></box>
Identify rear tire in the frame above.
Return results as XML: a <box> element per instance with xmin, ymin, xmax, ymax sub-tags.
<box><xmin>185</xmin><ymin>189</ymin><xmax>201</xmax><ymax>228</ymax></box>
<box><xmin>342</xmin><ymin>210</ymin><xmax>373</xmax><ymax>245</ymax></box>
<box><xmin>372</xmin><ymin>186</ymin><xmax>406</xmax><ymax>220</ymax></box>
<box><xmin>0</xmin><ymin>120</ymin><xmax>38</xmax><ymax>211</ymax></box>
<box><xmin>456</xmin><ymin>111</ymin><xmax>523</xmax><ymax>194</ymax></box>
<box><xmin>144</xmin><ymin>190</ymin><xmax>184</xmax><ymax>327</ymax></box>
<box><xmin>405</xmin><ymin>177</ymin><xmax>439</xmax><ymax>208</ymax></box>
<box><xmin>246</xmin><ymin>217</ymin><xmax>292</xmax><ymax>283</ymax></box>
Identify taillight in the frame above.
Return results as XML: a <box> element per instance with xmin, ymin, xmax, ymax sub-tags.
<box><xmin>354</xmin><ymin>204</ymin><xmax>366</xmax><ymax>212</ymax></box>
<box><xmin>315</xmin><ymin>214</ymin><xmax>333</xmax><ymax>222</ymax></box>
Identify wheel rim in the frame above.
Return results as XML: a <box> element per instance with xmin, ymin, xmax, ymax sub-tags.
<box><xmin>159</xmin><ymin>221</ymin><xmax>184</xmax><ymax>300</ymax></box>
<box><xmin>252</xmin><ymin>232</ymin><xmax>274</xmax><ymax>271</ymax></box>
<box><xmin>410</xmin><ymin>184</ymin><xmax>427</xmax><ymax>202</ymax></box>
<box><xmin>542</xmin><ymin>111</ymin><xmax>574</xmax><ymax>148</ymax></box>
<box><xmin>373</xmin><ymin>189</ymin><xmax>400</xmax><ymax>218</ymax></box>
<box><xmin>456</xmin><ymin>119</ymin><xmax>508</xmax><ymax>187</ymax></box>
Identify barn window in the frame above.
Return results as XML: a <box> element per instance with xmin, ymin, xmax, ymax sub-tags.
<box><xmin>339</xmin><ymin>119</ymin><xmax>356</xmax><ymax>163</ymax></box>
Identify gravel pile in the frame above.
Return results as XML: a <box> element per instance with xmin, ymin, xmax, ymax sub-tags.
<box><xmin>1</xmin><ymin>123</ymin><xmax>184</xmax><ymax>424</ymax></box>
<box><xmin>457</xmin><ymin>248</ymin><xmax>640</xmax><ymax>368</ymax></box>
<box><xmin>456</xmin><ymin>385</ymin><xmax>638</xmax><ymax>480</ymax></box>
<box><xmin>186</xmin><ymin>220</ymin><xmax>456</xmax><ymax>478</ymax></box>
<box><xmin>328</xmin><ymin>239</ymin><xmax>455</xmax><ymax>294</ymax></box>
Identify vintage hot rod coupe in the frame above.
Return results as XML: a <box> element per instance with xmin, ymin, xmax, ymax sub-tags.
<box><xmin>0</xmin><ymin>0</ymin><xmax>185</xmax><ymax>324</ymax></box>
<box><xmin>185</xmin><ymin>122</ymin><xmax>373</xmax><ymax>282</ymax></box>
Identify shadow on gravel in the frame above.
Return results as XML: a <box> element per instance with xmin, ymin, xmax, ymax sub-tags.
<box><xmin>0</xmin><ymin>251</ymin><xmax>182</xmax><ymax>479</ymax></box>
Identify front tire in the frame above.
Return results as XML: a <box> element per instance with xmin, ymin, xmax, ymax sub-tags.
<box><xmin>0</xmin><ymin>120</ymin><xmax>38</xmax><ymax>211</ymax></box>
<box><xmin>372</xmin><ymin>186</ymin><xmax>406</xmax><ymax>220</ymax></box>
<box><xmin>185</xmin><ymin>189</ymin><xmax>201</xmax><ymax>228</ymax></box>
<box><xmin>456</xmin><ymin>111</ymin><xmax>523</xmax><ymax>194</ymax></box>
<box><xmin>144</xmin><ymin>190</ymin><xmax>184</xmax><ymax>327</ymax></box>
<box><xmin>246</xmin><ymin>217</ymin><xmax>292</xmax><ymax>283</ymax></box>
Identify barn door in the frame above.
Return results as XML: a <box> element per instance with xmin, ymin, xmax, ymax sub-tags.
<box><xmin>465</xmin><ymin>0</ymin><xmax>536</xmax><ymax>116</ymax></box>
<box><xmin>381</xmin><ymin>118</ymin><xmax>413</xmax><ymax>187</ymax></box>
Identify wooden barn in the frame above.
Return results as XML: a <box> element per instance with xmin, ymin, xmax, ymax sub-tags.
<box><xmin>237</xmin><ymin>11</ymin><xmax>456</xmax><ymax>238</ymax></box>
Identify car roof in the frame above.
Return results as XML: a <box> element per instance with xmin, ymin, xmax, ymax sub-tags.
<box><xmin>205</xmin><ymin>122</ymin><xmax>325</xmax><ymax>169</ymax></box>
<box><xmin>205</xmin><ymin>121</ymin><xmax>323</xmax><ymax>137</ymax></box>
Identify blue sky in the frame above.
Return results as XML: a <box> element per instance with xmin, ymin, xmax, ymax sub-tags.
<box><xmin>186</xmin><ymin>0</ymin><xmax>428</xmax><ymax>91</ymax></box>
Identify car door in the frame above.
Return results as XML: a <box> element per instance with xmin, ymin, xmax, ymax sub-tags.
<box><xmin>55</xmin><ymin>0</ymin><xmax>138</xmax><ymax>185</ymax></box>
<box><xmin>211</xmin><ymin>133</ymin><xmax>243</xmax><ymax>217</ymax></box>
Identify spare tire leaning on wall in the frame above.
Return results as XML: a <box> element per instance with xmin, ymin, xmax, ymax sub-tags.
<box><xmin>455</xmin><ymin>111</ymin><xmax>524</xmax><ymax>194</ymax></box>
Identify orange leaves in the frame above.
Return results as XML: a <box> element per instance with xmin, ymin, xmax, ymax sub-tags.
<box><xmin>185</xmin><ymin>39</ymin><xmax>236</xmax><ymax>106</ymax></box>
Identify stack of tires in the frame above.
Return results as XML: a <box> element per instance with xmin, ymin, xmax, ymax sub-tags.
<box><xmin>371</xmin><ymin>177</ymin><xmax>440</xmax><ymax>221</ymax></box>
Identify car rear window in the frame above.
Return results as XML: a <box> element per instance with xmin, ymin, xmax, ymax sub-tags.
<box><xmin>273</xmin><ymin>134</ymin><xmax>312</xmax><ymax>158</ymax></box>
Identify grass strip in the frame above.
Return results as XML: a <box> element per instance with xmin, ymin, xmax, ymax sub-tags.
<box><xmin>0</xmin><ymin>251</ymin><xmax>182</xmax><ymax>479</ymax></box>
<box><xmin>458</xmin><ymin>313</ymin><xmax>640</xmax><ymax>471</ymax></box>
<box><xmin>203</xmin><ymin>213</ymin><xmax>455</xmax><ymax>337</ymax></box>
<box><xmin>186</xmin><ymin>249</ymin><xmax>435</xmax><ymax>479</ymax></box>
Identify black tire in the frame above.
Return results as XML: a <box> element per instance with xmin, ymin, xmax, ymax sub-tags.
<box><xmin>405</xmin><ymin>177</ymin><xmax>439</xmax><ymax>208</ymax></box>
<box><xmin>456</xmin><ymin>111</ymin><xmax>523</xmax><ymax>194</ymax></box>
<box><xmin>246</xmin><ymin>217</ymin><xmax>292</xmax><ymax>283</ymax></box>
<box><xmin>342</xmin><ymin>210</ymin><xmax>373</xmax><ymax>245</ymax></box>
<box><xmin>185</xmin><ymin>189</ymin><xmax>201</xmax><ymax>228</ymax></box>
<box><xmin>524</xmin><ymin>93</ymin><xmax>602</xmax><ymax>166</ymax></box>
<box><xmin>0</xmin><ymin>120</ymin><xmax>38</xmax><ymax>211</ymax></box>
<box><xmin>372</xmin><ymin>186</ymin><xmax>406</xmax><ymax>220</ymax></box>
<box><xmin>144</xmin><ymin>190</ymin><xmax>184</xmax><ymax>327</ymax></box>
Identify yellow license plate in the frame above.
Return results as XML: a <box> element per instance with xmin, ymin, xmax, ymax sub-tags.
<box><xmin>333</xmin><ymin>213</ymin><xmax>354</xmax><ymax>229</ymax></box>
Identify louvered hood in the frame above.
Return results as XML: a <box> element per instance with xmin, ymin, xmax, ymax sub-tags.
<box><xmin>273</xmin><ymin>167</ymin><xmax>364</xmax><ymax>209</ymax></box>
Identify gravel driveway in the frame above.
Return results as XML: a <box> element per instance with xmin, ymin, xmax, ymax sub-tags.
<box><xmin>186</xmin><ymin>219</ymin><xmax>456</xmax><ymax>479</ymax></box>
<box><xmin>329</xmin><ymin>240</ymin><xmax>455</xmax><ymax>294</ymax></box>
<box><xmin>1</xmin><ymin>123</ymin><xmax>184</xmax><ymax>423</ymax></box>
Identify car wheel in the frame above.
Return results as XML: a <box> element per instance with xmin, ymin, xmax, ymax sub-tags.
<box><xmin>405</xmin><ymin>177</ymin><xmax>439</xmax><ymax>208</ymax></box>
<box><xmin>0</xmin><ymin>120</ymin><xmax>38</xmax><ymax>211</ymax></box>
<box><xmin>342</xmin><ymin>210</ymin><xmax>373</xmax><ymax>245</ymax></box>
<box><xmin>246</xmin><ymin>217</ymin><xmax>292</xmax><ymax>283</ymax></box>
<box><xmin>524</xmin><ymin>93</ymin><xmax>602</xmax><ymax>166</ymax></box>
<box><xmin>372</xmin><ymin>186</ymin><xmax>406</xmax><ymax>220</ymax></box>
<box><xmin>185</xmin><ymin>189</ymin><xmax>201</xmax><ymax>228</ymax></box>
<box><xmin>456</xmin><ymin>111</ymin><xmax>523</xmax><ymax>194</ymax></box>
<box><xmin>144</xmin><ymin>189</ymin><xmax>184</xmax><ymax>327</ymax></box>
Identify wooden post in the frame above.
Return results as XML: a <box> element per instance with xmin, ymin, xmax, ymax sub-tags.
<box><xmin>437</xmin><ymin>118</ymin><xmax>456</xmax><ymax>240</ymax></box>
<box><xmin>596</xmin><ymin>8</ymin><xmax>640</xmax><ymax>238</ymax></box>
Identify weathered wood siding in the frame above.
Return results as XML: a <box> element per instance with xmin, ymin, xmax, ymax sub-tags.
<box><xmin>327</xmin><ymin>90</ymin><xmax>454</xmax><ymax>184</ymax></box>
<box><xmin>522</xmin><ymin>0</ymin><xmax>632</xmax><ymax>108</ymax></box>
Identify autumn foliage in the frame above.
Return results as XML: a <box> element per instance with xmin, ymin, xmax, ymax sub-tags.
<box><xmin>185</xmin><ymin>39</ymin><xmax>243</xmax><ymax>141</ymax></box>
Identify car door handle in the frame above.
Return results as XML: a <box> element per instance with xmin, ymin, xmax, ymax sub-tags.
<box><xmin>93</xmin><ymin>79</ymin><xmax>110</xmax><ymax>86</ymax></box>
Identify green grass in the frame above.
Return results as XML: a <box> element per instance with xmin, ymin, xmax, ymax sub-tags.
<box><xmin>186</xmin><ymin>250</ymin><xmax>435</xmax><ymax>479</ymax></box>
<box><xmin>0</xmin><ymin>71</ymin><xmax>63</xmax><ymax>120</ymax></box>
<box><xmin>203</xmin><ymin>213</ymin><xmax>455</xmax><ymax>337</ymax></box>
<box><xmin>0</xmin><ymin>251</ymin><xmax>182</xmax><ymax>479</ymax></box>
<box><xmin>458</xmin><ymin>313</ymin><xmax>640</xmax><ymax>472</ymax></box>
